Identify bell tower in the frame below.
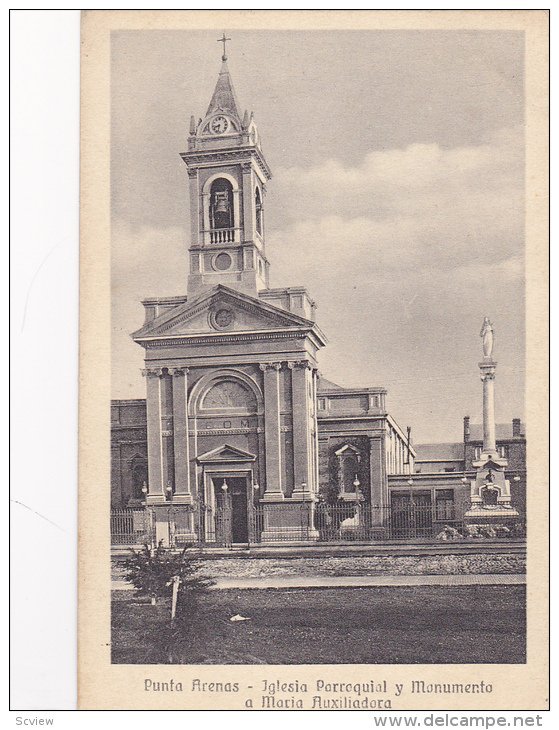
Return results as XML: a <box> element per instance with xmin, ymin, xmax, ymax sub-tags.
<box><xmin>180</xmin><ymin>37</ymin><xmax>272</xmax><ymax>296</ymax></box>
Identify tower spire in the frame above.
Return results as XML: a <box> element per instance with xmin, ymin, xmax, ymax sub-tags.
<box><xmin>206</xmin><ymin>41</ymin><xmax>241</xmax><ymax>120</ymax></box>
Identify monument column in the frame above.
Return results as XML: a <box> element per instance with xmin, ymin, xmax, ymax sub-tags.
<box><xmin>170</xmin><ymin>367</ymin><xmax>191</xmax><ymax>502</ymax></box>
<box><xmin>260</xmin><ymin>362</ymin><xmax>284</xmax><ymax>500</ymax></box>
<box><xmin>480</xmin><ymin>365</ymin><xmax>497</xmax><ymax>454</ymax></box>
<box><xmin>142</xmin><ymin>367</ymin><xmax>164</xmax><ymax>500</ymax></box>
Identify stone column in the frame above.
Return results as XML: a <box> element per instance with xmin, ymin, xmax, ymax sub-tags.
<box><xmin>170</xmin><ymin>367</ymin><xmax>191</xmax><ymax>502</ymax></box>
<box><xmin>142</xmin><ymin>367</ymin><xmax>164</xmax><ymax>500</ymax></box>
<box><xmin>479</xmin><ymin>360</ymin><xmax>497</xmax><ymax>454</ymax></box>
<box><xmin>289</xmin><ymin>360</ymin><xmax>314</xmax><ymax>499</ymax></box>
<box><xmin>260</xmin><ymin>363</ymin><xmax>284</xmax><ymax>500</ymax></box>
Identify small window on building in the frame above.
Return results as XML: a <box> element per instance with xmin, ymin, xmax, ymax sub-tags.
<box><xmin>444</xmin><ymin>467</ymin><xmax>455</xmax><ymax>473</ymax></box>
<box><xmin>474</xmin><ymin>446</ymin><xmax>482</xmax><ymax>460</ymax></box>
<box><xmin>255</xmin><ymin>187</ymin><xmax>263</xmax><ymax>235</ymax></box>
<box><xmin>317</xmin><ymin>398</ymin><xmax>327</xmax><ymax>411</ymax></box>
<box><xmin>435</xmin><ymin>489</ymin><xmax>455</xmax><ymax>520</ymax></box>
<box><xmin>497</xmin><ymin>445</ymin><xmax>509</xmax><ymax>458</ymax></box>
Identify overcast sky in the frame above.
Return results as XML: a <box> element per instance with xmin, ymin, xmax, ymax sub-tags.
<box><xmin>111</xmin><ymin>29</ymin><xmax>525</xmax><ymax>443</ymax></box>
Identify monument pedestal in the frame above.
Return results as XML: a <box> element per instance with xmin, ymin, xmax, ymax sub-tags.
<box><xmin>464</xmin><ymin>463</ymin><xmax>519</xmax><ymax>522</ymax></box>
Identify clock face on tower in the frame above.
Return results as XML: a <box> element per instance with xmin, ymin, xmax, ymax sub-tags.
<box><xmin>210</xmin><ymin>115</ymin><xmax>229</xmax><ymax>134</ymax></box>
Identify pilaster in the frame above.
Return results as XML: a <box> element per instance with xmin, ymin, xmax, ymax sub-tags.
<box><xmin>142</xmin><ymin>367</ymin><xmax>164</xmax><ymax>500</ymax></box>
<box><xmin>159</xmin><ymin>371</ymin><xmax>175</xmax><ymax>495</ymax></box>
<box><xmin>260</xmin><ymin>362</ymin><xmax>284</xmax><ymax>500</ymax></box>
<box><xmin>188</xmin><ymin>167</ymin><xmax>200</xmax><ymax>246</ymax></box>
<box><xmin>241</xmin><ymin>162</ymin><xmax>254</xmax><ymax>243</ymax></box>
<box><xmin>170</xmin><ymin>367</ymin><xmax>192</xmax><ymax>504</ymax></box>
<box><xmin>289</xmin><ymin>360</ymin><xmax>315</xmax><ymax>499</ymax></box>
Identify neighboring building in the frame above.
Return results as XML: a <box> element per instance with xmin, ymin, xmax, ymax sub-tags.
<box><xmin>110</xmin><ymin>49</ymin><xmax>413</xmax><ymax>543</ymax></box>
<box><xmin>386</xmin><ymin>417</ymin><xmax>526</xmax><ymax>527</ymax></box>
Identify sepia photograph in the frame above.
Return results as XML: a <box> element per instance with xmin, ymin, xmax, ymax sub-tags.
<box><xmin>77</xmin><ymin>10</ymin><xmax>548</xmax><ymax>710</ymax></box>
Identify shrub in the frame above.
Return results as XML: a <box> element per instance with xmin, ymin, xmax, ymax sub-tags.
<box><xmin>123</xmin><ymin>542</ymin><xmax>214</xmax><ymax>613</ymax></box>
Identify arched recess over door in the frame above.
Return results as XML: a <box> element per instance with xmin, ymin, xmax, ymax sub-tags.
<box><xmin>188</xmin><ymin>369</ymin><xmax>264</xmax><ymax>417</ymax></box>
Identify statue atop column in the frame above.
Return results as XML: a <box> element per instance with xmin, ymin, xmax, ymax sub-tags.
<box><xmin>480</xmin><ymin>317</ymin><xmax>494</xmax><ymax>358</ymax></box>
<box><xmin>465</xmin><ymin>316</ymin><xmax>519</xmax><ymax>521</ymax></box>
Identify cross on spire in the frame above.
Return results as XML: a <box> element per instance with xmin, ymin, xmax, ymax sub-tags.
<box><xmin>218</xmin><ymin>32</ymin><xmax>231</xmax><ymax>62</ymax></box>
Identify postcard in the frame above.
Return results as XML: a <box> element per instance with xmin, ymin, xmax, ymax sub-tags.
<box><xmin>79</xmin><ymin>10</ymin><xmax>549</xmax><ymax>710</ymax></box>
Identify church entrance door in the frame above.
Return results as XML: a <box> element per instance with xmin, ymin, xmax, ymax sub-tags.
<box><xmin>229</xmin><ymin>478</ymin><xmax>249</xmax><ymax>543</ymax></box>
<box><xmin>212</xmin><ymin>476</ymin><xmax>249</xmax><ymax>544</ymax></box>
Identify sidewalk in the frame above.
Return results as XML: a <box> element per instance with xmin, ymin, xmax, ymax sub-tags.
<box><xmin>111</xmin><ymin>573</ymin><xmax>525</xmax><ymax>591</ymax></box>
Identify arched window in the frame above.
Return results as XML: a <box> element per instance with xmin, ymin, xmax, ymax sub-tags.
<box><xmin>255</xmin><ymin>187</ymin><xmax>263</xmax><ymax>235</ymax></box>
<box><xmin>210</xmin><ymin>178</ymin><xmax>234</xmax><ymax>231</ymax></box>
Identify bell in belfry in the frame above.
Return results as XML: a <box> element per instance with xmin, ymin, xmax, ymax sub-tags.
<box><xmin>213</xmin><ymin>190</ymin><xmax>231</xmax><ymax>228</ymax></box>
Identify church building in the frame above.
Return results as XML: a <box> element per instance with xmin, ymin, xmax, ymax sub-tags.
<box><xmin>111</xmin><ymin>45</ymin><xmax>414</xmax><ymax>545</ymax></box>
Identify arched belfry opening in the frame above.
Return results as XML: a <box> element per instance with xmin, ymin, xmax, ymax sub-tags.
<box><xmin>210</xmin><ymin>178</ymin><xmax>234</xmax><ymax>240</ymax></box>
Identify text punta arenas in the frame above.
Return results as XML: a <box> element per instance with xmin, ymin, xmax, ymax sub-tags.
<box><xmin>261</xmin><ymin>679</ymin><xmax>392</xmax><ymax>710</ymax></box>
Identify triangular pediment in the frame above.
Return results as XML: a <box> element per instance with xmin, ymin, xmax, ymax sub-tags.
<box><xmin>196</xmin><ymin>444</ymin><xmax>256</xmax><ymax>464</ymax></box>
<box><xmin>132</xmin><ymin>285</ymin><xmax>315</xmax><ymax>341</ymax></box>
<box><xmin>334</xmin><ymin>444</ymin><xmax>361</xmax><ymax>457</ymax></box>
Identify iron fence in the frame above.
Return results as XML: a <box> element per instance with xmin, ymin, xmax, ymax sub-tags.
<box><xmin>111</xmin><ymin>500</ymin><xmax>525</xmax><ymax>547</ymax></box>
<box><xmin>110</xmin><ymin>508</ymin><xmax>154</xmax><ymax>545</ymax></box>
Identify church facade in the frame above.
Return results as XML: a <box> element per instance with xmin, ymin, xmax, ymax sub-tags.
<box><xmin>111</xmin><ymin>51</ymin><xmax>414</xmax><ymax>544</ymax></box>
